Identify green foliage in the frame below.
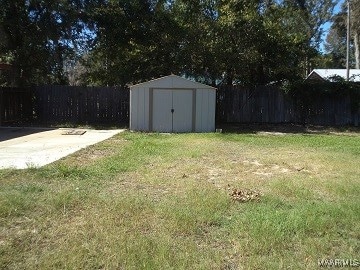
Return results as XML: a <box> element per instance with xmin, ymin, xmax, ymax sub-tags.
<box><xmin>81</xmin><ymin>0</ymin><xmax>337</xmax><ymax>86</ymax></box>
<box><xmin>324</xmin><ymin>0</ymin><xmax>360</xmax><ymax>68</ymax></box>
<box><xmin>283</xmin><ymin>80</ymin><xmax>360</xmax><ymax>114</ymax></box>
<box><xmin>82</xmin><ymin>0</ymin><xmax>184</xmax><ymax>86</ymax></box>
<box><xmin>0</xmin><ymin>0</ymin><xmax>340</xmax><ymax>86</ymax></box>
<box><xmin>0</xmin><ymin>0</ymin><xmax>94</xmax><ymax>86</ymax></box>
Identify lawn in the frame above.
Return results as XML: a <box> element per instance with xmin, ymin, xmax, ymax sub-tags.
<box><xmin>0</xmin><ymin>129</ymin><xmax>359</xmax><ymax>269</ymax></box>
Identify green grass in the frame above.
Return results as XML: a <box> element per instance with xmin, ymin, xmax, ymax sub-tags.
<box><xmin>0</xmin><ymin>131</ymin><xmax>359</xmax><ymax>269</ymax></box>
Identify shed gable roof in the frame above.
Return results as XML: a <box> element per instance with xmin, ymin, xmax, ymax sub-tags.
<box><xmin>307</xmin><ymin>69</ymin><xmax>360</xmax><ymax>82</ymax></box>
<box><xmin>130</xmin><ymin>75</ymin><xmax>216</xmax><ymax>89</ymax></box>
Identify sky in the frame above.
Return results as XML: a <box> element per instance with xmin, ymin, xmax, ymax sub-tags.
<box><xmin>335</xmin><ymin>0</ymin><xmax>345</xmax><ymax>12</ymax></box>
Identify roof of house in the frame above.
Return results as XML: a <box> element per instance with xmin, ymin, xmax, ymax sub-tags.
<box><xmin>306</xmin><ymin>69</ymin><xmax>360</xmax><ymax>82</ymax></box>
<box><xmin>130</xmin><ymin>75</ymin><xmax>216</xmax><ymax>89</ymax></box>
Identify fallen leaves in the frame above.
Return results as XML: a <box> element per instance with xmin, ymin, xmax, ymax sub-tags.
<box><xmin>230</xmin><ymin>188</ymin><xmax>262</xmax><ymax>202</ymax></box>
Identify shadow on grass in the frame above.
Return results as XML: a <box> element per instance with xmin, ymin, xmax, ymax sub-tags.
<box><xmin>216</xmin><ymin>123</ymin><xmax>360</xmax><ymax>135</ymax></box>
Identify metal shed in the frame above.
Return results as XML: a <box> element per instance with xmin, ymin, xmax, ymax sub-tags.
<box><xmin>130</xmin><ymin>75</ymin><xmax>216</xmax><ymax>132</ymax></box>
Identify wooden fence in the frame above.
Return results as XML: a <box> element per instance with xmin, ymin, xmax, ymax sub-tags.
<box><xmin>216</xmin><ymin>85</ymin><xmax>359</xmax><ymax>126</ymax></box>
<box><xmin>216</xmin><ymin>85</ymin><xmax>296</xmax><ymax>123</ymax></box>
<box><xmin>0</xmin><ymin>85</ymin><xmax>358</xmax><ymax>127</ymax></box>
<box><xmin>0</xmin><ymin>87</ymin><xmax>32</xmax><ymax>126</ymax></box>
<box><xmin>33</xmin><ymin>86</ymin><xmax>129</xmax><ymax>125</ymax></box>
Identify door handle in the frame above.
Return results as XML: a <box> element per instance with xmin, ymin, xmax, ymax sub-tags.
<box><xmin>171</xmin><ymin>109</ymin><xmax>174</xmax><ymax>113</ymax></box>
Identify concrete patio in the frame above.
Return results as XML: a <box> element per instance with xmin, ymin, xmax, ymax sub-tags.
<box><xmin>0</xmin><ymin>127</ymin><xmax>125</xmax><ymax>169</ymax></box>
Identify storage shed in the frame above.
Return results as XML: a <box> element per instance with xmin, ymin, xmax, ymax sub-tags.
<box><xmin>130</xmin><ymin>75</ymin><xmax>216</xmax><ymax>132</ymax></box>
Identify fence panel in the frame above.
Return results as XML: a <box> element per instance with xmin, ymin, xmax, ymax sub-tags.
<box><xmin>0</xmin><ymin>87</ymin><xmax>32</xmax><ymax>125</ymax></box>
<box><xmin>216</xmin><ymin>85</ymin><xmax>358</xmax><ymax>126</ymax></box>
<box><xmin>32</xmin><ymin>86</ymin><xmax>129</xmax><ymax>125</ymax></box>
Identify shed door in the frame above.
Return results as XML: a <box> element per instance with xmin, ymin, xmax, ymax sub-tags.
<box><xmin>153</xmin><ymin>90</ymin><xmax>173</xmax><ymax>132</ymax></box>
<box><xmin>152</xmin><ymin>89</ymin><xmax>193</xmax><ymax>132</ymax></box>
<box><xmin>172</xmin><ymin>90</ymin><xmax>193</xmax><ymax>132</ymax></box>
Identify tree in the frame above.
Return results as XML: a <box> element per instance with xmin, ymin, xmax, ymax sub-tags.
<box><xmin>324</xmin><ymin>8</ymin><xmax>349</xmax><ymax>68</ymax></box>
<box><xmin>324</xmin><ymin>0</ymin><xmax>359</xmax><ymax>69</ymax></box>
<box><xmin>0</xmin><ymin>0</ymin><xmax>340</xmax><ymax>86</ymax></box>
<box><xmin>350</xmin><ymin>0</ymin><xmax>360</xmax><ymax>68</ymax></box>
<box><xmin>169</xmin><ymin>0</ymin><xmax>336</xmax><ymax>84</ymax></box>
<box><xmin>282</xmin><ymin>0</ymin><xmax>337</xmax><ymax>75</ymax></box>
<box><xmin>80</xmin><ymin>0</ymin><xmax>184</xmax><ymax>86</ymax></box>
<box><xmin>169</xmin><ymin>0</ymin><xmax>316</xmax><ymax>85</ymax></box>
<box><xmin>168</xmin><ymin>0</ymin><xmax>221</xmax><ymax>85</ymax></box>
<box><xmin>0</xmin><ymin>0</ymin><xmax>94</xmax><ymax>86</ymax></box>
<box><xmin>293</xmin><ymin>0</ymin><xmax>337</xmax><ymax>46</ymax></box>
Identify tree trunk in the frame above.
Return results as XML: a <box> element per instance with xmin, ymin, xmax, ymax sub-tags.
<box><xmin>354</xmin><ymin>31</ymin><xmax>360</xmax><ymax>69</ymax></box>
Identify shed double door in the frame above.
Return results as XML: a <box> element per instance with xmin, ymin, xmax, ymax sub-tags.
<box><xmin>152</xmin><ymin>89</ymin><xmax>194</xmax><ymax>132</ymax></box>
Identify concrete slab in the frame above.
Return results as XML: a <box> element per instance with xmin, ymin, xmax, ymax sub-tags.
<box><xmin>0</xmin><ymin>127</ymin><xmax>125</xmax><ymax>169</ymax></box>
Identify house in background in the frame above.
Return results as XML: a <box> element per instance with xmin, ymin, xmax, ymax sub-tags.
<box><xmin>306</xmin><ymin>69</ymin><xmax>360</xmax><ymax>82</ymax></box>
